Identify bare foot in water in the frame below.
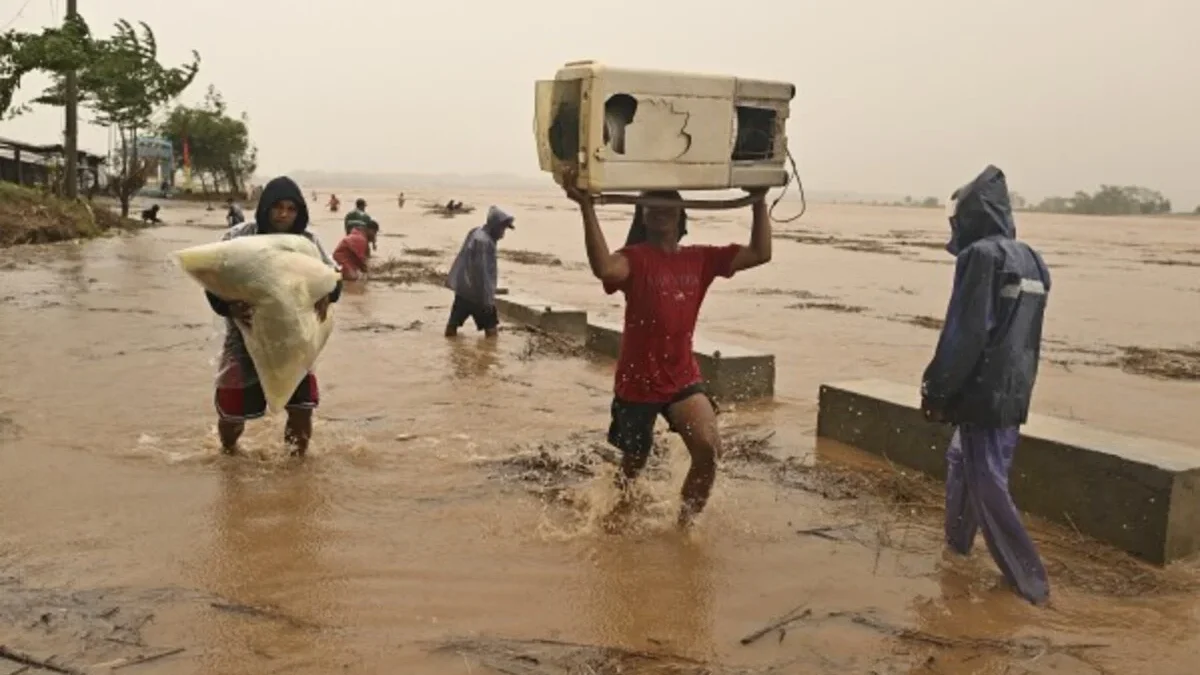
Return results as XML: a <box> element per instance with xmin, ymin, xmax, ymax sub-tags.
<box><xmin>601</xmin><ymin>493</ymin><xmax>637</xmax><ymax>534</ymax></box>
<box><xmin>677</xmin><ymin>504</ymin><xmax>700</xmax><ymax>529</ymax></box>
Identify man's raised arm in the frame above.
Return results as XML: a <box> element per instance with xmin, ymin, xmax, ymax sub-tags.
<box><xmin>731</xmin><ymin>190</ymin><xmax>771</xmax><ymax>273</ymax></box>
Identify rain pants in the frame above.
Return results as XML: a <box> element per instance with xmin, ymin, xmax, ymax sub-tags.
<box><xmin>922</xmin><ymin>165</ymin><xmax>1052</xmax><ymax>605</ymax></box>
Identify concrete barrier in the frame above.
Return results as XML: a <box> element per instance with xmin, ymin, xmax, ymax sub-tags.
<box><xmin>495</xmin><ymin>293</ymin><xmax>588</xmax><ymax>337</ymax></box>
<box><xmin>585</xmin><ymin>319</ymin><xmax>775</xmax><ymax>402</ymax></box>
<box><xmin>817</xmin><ymin>378</ymin><xmax>1200</xmax><ymax>564</ymax></box>
<box><xmin>585</xmin><ymin>319</ymin><xmax>624</xmax><ymax>359</ymax></box>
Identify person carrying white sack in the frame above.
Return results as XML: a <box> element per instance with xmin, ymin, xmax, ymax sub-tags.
<box><xmin>204</xmin><ymin>176</ymin><xmax>342</xmax><ymax>456</ymax></box>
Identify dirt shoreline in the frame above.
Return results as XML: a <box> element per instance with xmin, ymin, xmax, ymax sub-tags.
<box><xmin>0</xmin><ymin>183</ymin><xmax>150</xmax><ymax>248</ymax></box>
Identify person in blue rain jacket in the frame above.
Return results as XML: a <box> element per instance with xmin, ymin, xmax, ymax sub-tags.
<box><xmin>921</xmin><ymin>164</ymin><xmax>1052</xmax><ymax>605</ymax></box>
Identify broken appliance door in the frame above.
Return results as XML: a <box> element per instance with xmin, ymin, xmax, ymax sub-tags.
<box><xmin>533</xmin><ymin>77</ymin><xmax>584</xmax><ymax>184</ymax></box>
<box><xmin>534</xmin><ymin>62</ymin><xmax>795</xmax><ymax>193</ymax></box>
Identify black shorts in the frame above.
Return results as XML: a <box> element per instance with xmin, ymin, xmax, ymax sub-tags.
<box><xmin>448</xmin><ymin>294</ymin><xmax>499</xmax><ymax>332</ymax></box>
<box><xmin>607</xmin><ymin>383</ymin><xmax>716</xmax><ymax>460</ymax></box>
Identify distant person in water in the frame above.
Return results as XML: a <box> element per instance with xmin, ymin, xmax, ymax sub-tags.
<box><xmin>333</xmin><ymin>220</ymin><xmax>378</xmax><ymax>281</ymax></box>
<box><xmin>327</xmin><ymin>194</ymin><xmax>340</xmax><ymax>213</ymax></box>
<box><xmin>922</xmin><ymin>165</ymin><xmax>1051</xmax><ymax>606</ymax></box>
<box><xmin>343</xmin><ymin>198</ymin><xmax>379</xmax><ymax>251</ymax></box>
<box><xmin>141</xmin><ymin>204</ymin><xmax>162</xmax><ymax>224</ymax></box>
<box><xmin>444</xmin><ymin>206</ymin><xmax>514</xmax><ymax>338</ymax></box>
<box><xmin>204</xmin><ymin>176</ymin><xmax>342</xmax><ymax>457</ymax></box>
<box><xmin>563</xmin><ymin>172</ymin><xmax>771</xmax><ymax>528</ymax></box>
<box><xmin>225</xmin><ymin>198</ymin><xmax>245</xmax><ymax>227</ymax></box>
<box><xmin>397</xmin><ymin>192</ymin><xmax>406</xmax><ymax>208</ymax></box>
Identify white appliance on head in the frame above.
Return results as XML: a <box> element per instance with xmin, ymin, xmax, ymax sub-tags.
<box><xmin>534</xmin><ymin>60</ymin><xmax>796</xmax><ymax>193</ymax></box>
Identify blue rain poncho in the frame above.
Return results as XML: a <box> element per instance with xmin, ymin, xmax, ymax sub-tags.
<box><xmin>922</xmin><ymin>165</ymin><xmax>1052</xmax><ymax>605</ymax></box>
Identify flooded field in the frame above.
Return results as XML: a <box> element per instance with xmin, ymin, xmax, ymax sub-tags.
<box><xmin>1</xmin><ymin>188</ymin><xmax>1198</xmax><ymax>674</ymax></box>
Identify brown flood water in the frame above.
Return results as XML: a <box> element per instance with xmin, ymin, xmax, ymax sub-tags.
<box><xmin>1</xmin><ymin>189</ymin><xmax>1198</xmax><ymax>674</ymax></box>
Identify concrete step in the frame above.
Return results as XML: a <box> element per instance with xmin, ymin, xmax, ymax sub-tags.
<box><xmin>817</xmin><ymin>378</ymin><xmax>1200</xmax><ymax>564</ymax></box>
<box><xmin>494</xmin><ymin>293</ymin><xmax>588</xmax><ymax>337</ymax></box>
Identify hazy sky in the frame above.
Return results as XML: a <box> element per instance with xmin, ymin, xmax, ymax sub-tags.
<box><xmin>4</xmin><ymin>0</ymin><xmax>1198</xmax><ymax>207</ymax></box>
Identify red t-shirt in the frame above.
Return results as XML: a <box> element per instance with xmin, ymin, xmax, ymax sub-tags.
<box><xmin>603</xmin><ymin>243</ymin><xmax>742</xmax><ymax>403</ymax></box>
<box><xmin>333</xmin><ymin>230</ymin><xmax>370</xmax><ymax>280</ymax></box>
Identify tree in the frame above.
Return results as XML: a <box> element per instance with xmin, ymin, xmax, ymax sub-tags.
<box><xmin>1010</xmin><ymin>191</ymin><xmax>1028</xmax><ymax>210</ymax></box>
<box><xmin>4</xmin><ymin>18</ymin><xmax>199</xmax><ymax>214</ymax></box>
<box><xmin>64</xmin><ymin>21</ymin><xmax>198</xmax><ymax>215</ymax></box>
<box><xmin>0</xmin><ymin>15</ymin><xmax>94</xmax><ymax>119</ymax></box>
<box><xmin>920</xmin><ymin>196</ymin><xmax>940</xmax><ymax>208</ymax></box>
<box><xmin>1033</xmin><ymin>185</ymin><xmax>1172</xmax><ymax>216</ymax></box>
<box><xmin>158</xmin><ymin>85</ymin><xmax>256</xmax><ymax>197</ymax></box>
<box><xmin>1034</xmin><ymin>195</ymin><xmax>1073</xmax><ymax>213</ymax></box>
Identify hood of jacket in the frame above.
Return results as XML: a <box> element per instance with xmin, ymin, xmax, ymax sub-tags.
<box><xmin>254</xmin><ymin>176</ymin><xmax>310</xmax><ymax>234</ymax></box>
<box><xmin>946</xmin><ymin>165</ymin><xmax>1015</xmax><ymax>255</ymax></box>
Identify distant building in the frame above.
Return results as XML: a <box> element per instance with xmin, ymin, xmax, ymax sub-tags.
<box><xmin>129</xmin><ymin>136</ymin><xmax>175</xmax><ymax>198</ymax></box>
<box><xmin>0</xmin><ymin>136</ymin><xmax>108</xmax><ymax>195</ymax></box>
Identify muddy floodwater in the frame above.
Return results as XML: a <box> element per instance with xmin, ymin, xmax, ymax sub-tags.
<box><xmin>1</xmin><ymin>189</ymin><xmax>1198</xmax><ymax>674</ymax></box>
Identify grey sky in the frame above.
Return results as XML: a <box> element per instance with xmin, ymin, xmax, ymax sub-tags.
<box><xmin>4</xmin><ymin>0</ymin><xmax>1198</xmax><ymax>207</ymax></box>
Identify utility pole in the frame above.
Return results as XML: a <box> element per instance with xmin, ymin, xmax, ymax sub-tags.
<box><xmin>63</xmin><ymin>0</ymin><xmax>79</xmax><ymax>199</ymax></box>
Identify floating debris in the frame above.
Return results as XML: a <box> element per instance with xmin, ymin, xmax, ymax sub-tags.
<box><xmin>1115</xmin><ymin>346</ymin><xmax>1200</xmax><ymax>381</ymax></box>
<box><xmin>499</xmin><ymin>249</ymin><xmax>564</xmax><ymax>267</ymax></box>
<box><xmin>786</xmin><ymin>302</ymin><xmax>867</xmax><ymax>314</ymax></box>
<box><xmin>372</xmin><ymin>257</ymin><xmax>446</xmax><ymax>286</ymax></box>
<box><xmin>438</xmin><ymin>636</ymin><xmax>767</xmax><ymax>675</ymax></box>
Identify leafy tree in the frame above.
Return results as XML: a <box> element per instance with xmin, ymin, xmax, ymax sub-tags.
<box><xmin>4</xmin><ymin>19</ymin><xmax>198</xmax><ymax>215</ymax></box>
<box><xmin>1034</xmin><ymin>185</ymin><xmax>1172</xmax><ymax>216</ymax></box>
<box><xmin>0</xmin><ymin>15</ymin><xmax>94</xmax><ymax>119</ymax></box>
<box><xmin>37</xmin><ymin>21</ymin><xmax>199</xmax><ymax>215</ymax></box>
<box><xmin>920</xmin><ymin>196</ymin><xmax>940</xmax><ymax>208</ymax></box>
<box><xmin>1033</xmin><ymin>195</ymin><xmax>1073</xmax><ymax>213</ymax></box>
<box><xmin>84</xmin><ymin>22</ymin><xmax>199</xmax><ymax>215</ymax></box>
<box><xmin>159</xmin><ymin>86</ymin><xmax>256</xmax><ymax>197</ymax></box>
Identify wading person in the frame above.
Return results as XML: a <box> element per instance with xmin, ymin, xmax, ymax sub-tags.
<box><xmin>225</xmin><ymin>198</ymin><xmax>245</xmax><ymax>227</ymax></box>
<box><xmin>563</xmin><ymin>177</ymin><xmax>771</xmax><ymax>527</ymax></box>
<box><xmin>344</xmin><ymin>197</ymin><xmax>378</xmax><ymax>249</ymax></box>
<box><xmin>444</xmin><ymin>206</ymin><xmax>514</xmax><ymax>337</ymax></box>
<box><xmin>921</xmin><ymin>165</ymin><xmax>1051</xmax><ymax>605</ymax></box>
<box><xmin>141</xmin><ymin>204</ymin><xmax>162</xmax><ymax>224</ymax></box>
<box><xmin>204</xmin><ymin>176</ymin><xmax>342</xmax><ymax>456</ymax></box>
<box><xmin>333</xmin><ymin>220</ymin><xmax>378</xmax><ymax>281</ymax></box>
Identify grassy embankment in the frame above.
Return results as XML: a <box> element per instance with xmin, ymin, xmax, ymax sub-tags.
<box><xmin>0</xmin><ymin>182</ymin><xmax>149</xmax><ymax>248</ymax></box>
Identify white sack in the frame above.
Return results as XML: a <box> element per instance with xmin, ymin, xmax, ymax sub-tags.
<box><xmin>174</xmin><ymin>234</ymin><xmax>339</xmax><ymax>413</ymax></box>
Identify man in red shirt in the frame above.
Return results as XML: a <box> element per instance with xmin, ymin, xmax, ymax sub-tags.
<box><xmin>333</xmin><ymin>221</ymin><xmax>377</xmax><ymax>281</ymax></box>
<box><xmin>564</xmin><ymin>180</ymin><xmax>772</xmax><ymax>527</ymax></box>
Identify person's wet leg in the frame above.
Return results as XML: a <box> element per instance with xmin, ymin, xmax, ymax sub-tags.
<box><xmin>944</xmin><ymin>428</ymin><xmax>979</xmax><ymax>555</ymax></box>
<box><xmin>285</xmin><ymin>409</ymin><xmax>313</xmax><ymax>456</ymax></box>
<box><xmin>445</xmin><ymin>297</ymin><xmax>467</xmax><ymax>337</ymax></box>
<box><xmin>617</xmin><ymin>450</ymin><xmax>650</xmax><ymax>487</ymax></box>
<box><xmin>480</xmin><ymin>306</ymin><xmax>500</xmax><ymax>339</ymax></box>
<box><xmin>218</xmin><ymin>419</ymin><xmax>244</xmax><ymax>454</ymax></box>
<box><xmin>960</xmin><ymin>425</ymin><xmax>1050</xmax><ymax>605</ymax></box>
<box><xmin>603</xmin><ymin>402</ymin><xmax>657</xmax><ymax>532</ymax></box>
<box><xmin>666</xmin><ymin>394</ymin><xmax>719</xmax><ymax>527</ymax></box>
